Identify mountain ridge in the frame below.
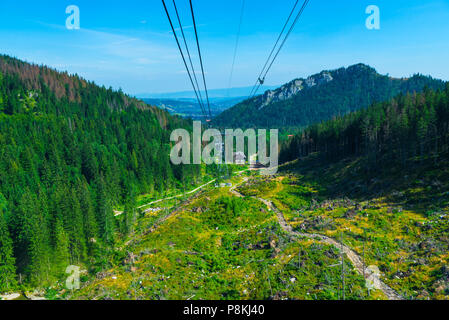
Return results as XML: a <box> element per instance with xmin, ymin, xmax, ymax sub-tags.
<box><xmin>0</xmin><ymin>54</ymin><xmax>172</xmax><ymax>126</ymax></box>
<box><xmin>213</xmin><ymin>64</ymin><xmax>446</xmax><ymax>129</ymax></box>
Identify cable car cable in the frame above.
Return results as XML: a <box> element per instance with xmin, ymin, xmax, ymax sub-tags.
<box><xmin>162</xmin><ymin>0</ymin><xmax>207</xmax><ymax>120</ymax></box>
<box><xmin>259</xmin><ymin>0</ymin><xmax>309</xmax><ymax>86</ymax></box>
<box><xmin>249</xmin><ymin>0</ymin><xmax>310</xmax><ymax>99</ymax></box>
<box><xmin>252</xmin><ymin>0</ymin><xmax>310</xmax><ymax>98</ymax></box>
<box><xmin>227</xmin><ymin>0</ymin><xmax>246</xmax><ymax>97</ymax></box>
<box><xmin>189</xmin><ymin>0</ymin><xmax>212</xmax><ymax>120</ymax></box>
<box><xmin>249</xmin><ymin>0</ymin><xmax>301</xmax><ymax>99</ymax></box>
<box><xmin>172</xmin><ymin>0</ymin><xmax>207</xmax><ymax>118</ymax></box>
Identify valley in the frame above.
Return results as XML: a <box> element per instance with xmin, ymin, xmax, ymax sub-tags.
<box><xmin>57</xmin><ymin>152</ymin><xmax>449</xmax><ymax>300</ymax></box>
<box><xmin>1</xmin><ymin>55</ymin><xmax>448</xmax><ymax>301</ymax></box>
<box><xmin>68</xmin><ymin>169</ymin><xmax>375</xmax><ymax>300</ymax></box>
<box><xmin>1</xmin><ymin>0</ymin><xmax>449</xmax><ymax>309</ymax></box>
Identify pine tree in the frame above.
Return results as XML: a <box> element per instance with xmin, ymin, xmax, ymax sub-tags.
<box><xmin>0</xmin><ymin>72</ymin><xmax>4</xmax><ymax>113</ymax></box>
<box><xmin>0</xmin><ymin>194</ymin><xmax>18</xmax><ymax>292</ymax></box>
<box><xmin>121</xmin><ymin>187</ymin><xmax>137</xmax><ymax>236</ymax></box>
<box><xmin>67</xmin><ymin>189</ymin><xmax>87</xmax><ymax>263</ymax></box>
<box><xmin>81</xmin><ymin>142</ymin><xmax>98</xmax><ymax>183</ymax></box>
<box><xmin>16</xmin><ymin>191</ymin><xmax>49</xmax><ymax>285</ymax></box>
<box><xmin>77</xmin><ymin>179</ymin><xmax>98</xmax><ymax>255</ymax></box>
<box><xmin>95</xmin><ymin>177</ymin><xmax>115</xmax><ymax>245</ymax></box>
<box><xmin>53</xmin><ymin>218</ymin><xmax>70</xmax><ymax>276</ymax></box>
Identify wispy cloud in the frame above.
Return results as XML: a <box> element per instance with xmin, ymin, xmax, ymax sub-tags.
<box><xmin>31</xmin><ymin>19</ymin><xmax>178</xmax><ymax>64</ymax></box>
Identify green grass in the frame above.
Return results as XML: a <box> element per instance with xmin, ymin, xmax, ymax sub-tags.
<box><xmin>71</xmin><ymin>175</ymin><xmax>371</xmax><ymax>300</ymax></box>
<box><xmin>241</xmin><ymin>154</ymin><xmax>449</xmax><ymax>300</ymax></box>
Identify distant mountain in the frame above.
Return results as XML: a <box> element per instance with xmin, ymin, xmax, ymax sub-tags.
<box><xmin>142</xmin><ymin>96</ymin><xmax>246</xmax><ymax>120</ymax></box>
<box><xmin>138</xmin><ymin>85</ymin><xmax>279</xmax><ymax>100</ymax></box>
<box><xmin>213</xmin><ymin>64</ymin><xmax>446</xmax><ymax>129</ymax></box>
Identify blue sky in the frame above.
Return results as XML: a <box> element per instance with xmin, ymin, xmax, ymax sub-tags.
<box><xmin>0</xmin><ymin>0</ymin><xmax>448</xmax><ymax>95</ymax></box>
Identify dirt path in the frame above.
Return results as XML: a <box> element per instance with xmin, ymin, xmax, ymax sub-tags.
<box><xmin>139</xmin><ymin>171</ymin><xmax>251</xmax><ymax>238</ymax></box>
<box><xmin>115</xmin><ymin>179</ymin><xmax>218</xmax><ymax>216</ymax></box>
<box><xmin>264</xmin><ymin>199</ymin><xmax>402</xmax><ymax>300</ymax></box>
<box><xmin>229</xmin><ymin>176</ymin><xmax>248</xmax><ymax>198</ymax></box>
<box><xmin>0</xmin><ymin>293</ymin><xmax>21</xmax><ymax>300</ymax></box>
<box><xmin>115</xmin><ymin>169</ymin><xmax>252</xmax><ymax>217</ymax></box>
<box><xmin>230</xmin><ymin>180</ymin><xmax>403</xmax><ymax>300</ymax></box>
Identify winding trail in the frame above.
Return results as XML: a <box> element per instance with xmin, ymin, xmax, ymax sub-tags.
<box><xmin>115</xmin><ymin>169</ymin><xmax>252</xmax><ymax>217</ymax></box>
<box><xmin>117</xmin><ymin>168</ymin><xmax>403</xmax><ymax>299</ymax></box>
<box><xmin>229</xmin><ymin>176</ymin><xmax>248</xmax><ymax>197</ymax></box>
<box><xmin>231</xmin><ymin>179</ymin><xmax>403</xmax><ymax>300</ymax></box>
<box><xmin>114</xmin><ymin>179</ymin><xmax>217</xmax><ymax>216</ymax></box>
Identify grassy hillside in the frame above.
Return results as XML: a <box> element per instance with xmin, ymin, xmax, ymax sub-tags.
<box><xmin>269</xmin><ymin>84</ymin><xmax>449</xmax><ymax>299</ymax></box>
<box><xmin>264</xmin><ymin>152</ymin><xmax>449</xmax><ymax>300</ymax></box>
<box><xmin>58</xmin><ymin>149</ymin><xmax>449</xmax><ymax>300</ymax></box>
<box><xmin>69</xmin><ymin>173</ymin><xmax>373</xmax><ymax>300</ymax></box>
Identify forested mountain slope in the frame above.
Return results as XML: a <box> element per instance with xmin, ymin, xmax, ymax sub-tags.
<box><xmin>70</xmin><ymin>83</ymin><xmax>449</xmax><ymax>299</ymax></box>
<box><xmin>271</xmin><ymin>85</ymin><xmax>449</xmax><ymax>299</ymax></box>
<box><xmin>280</xmin><ymin>85</ymin><xmax>449</xmax><ymax>168</ymax></box>
<box><xmin>213</xmin><ymin>64</ymin><xmax>445</xmax><ymax>129</ymax></box>
<box><xmin>0</xmin><ymin>55</ymin><xmax>201</xmax><ymax>290</ymax></box>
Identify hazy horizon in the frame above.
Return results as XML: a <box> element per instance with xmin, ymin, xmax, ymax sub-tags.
<box><xmin>1</xmin><ymin>0</ymin><xmax>448</xmax><ymax>95</ymax></box>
